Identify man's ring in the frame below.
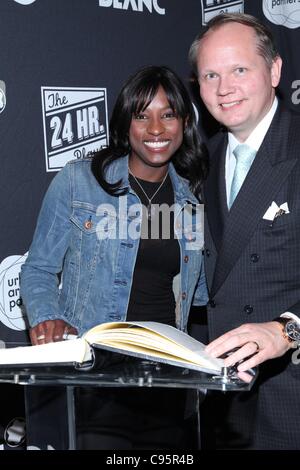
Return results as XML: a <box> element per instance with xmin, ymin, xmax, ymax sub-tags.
<box><xmin>37</xmin><ymin>335</ymin><xmax>45</xmax><ymax>340</ymax></box>
<box><xmin>253</xmin><ymin>341</ymin><xmax>260</xmax><ymax>352</ymax></box>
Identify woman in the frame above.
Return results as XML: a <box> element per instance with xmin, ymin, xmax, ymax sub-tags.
<box><xmin>21</xmin><ymin>65</ymin><xmax>208</xmax><ymax>449</ymax></box>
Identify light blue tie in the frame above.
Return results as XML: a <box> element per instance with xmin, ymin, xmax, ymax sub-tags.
<box><xmin>228</xmin><ymin>144</ymin><xmax>257</xmax><ymax>209</ymax></box>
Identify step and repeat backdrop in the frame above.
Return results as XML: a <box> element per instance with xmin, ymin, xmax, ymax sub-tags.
<box><xmin>0</xmin><ymin>0</ymin><xmax>299</xmax><ymax>450</ymax></box>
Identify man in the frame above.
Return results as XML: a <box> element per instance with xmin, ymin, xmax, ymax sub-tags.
<box><xmin>189</xmin><ymin>13</ymin><xmax>300</xmax><ymax>449</ymax></box>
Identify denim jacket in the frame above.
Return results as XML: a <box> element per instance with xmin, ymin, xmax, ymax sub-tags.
<box><xmin>21</xmin><ymin>157</ymin><xmax>208</xmax><ymax>335</ymax></box>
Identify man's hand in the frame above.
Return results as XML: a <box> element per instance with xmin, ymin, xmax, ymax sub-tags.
<box><xmin>30</xmin><ymin>319</ymin><xmax>78</xmax><ymax>345</ymax></box>
<box><xmin>205</xmin><ymin>321</ymin><xmax>294</xmax><ymax>372</ymax></box>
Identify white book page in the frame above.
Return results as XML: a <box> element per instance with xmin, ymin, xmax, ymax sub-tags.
<box><xmin>0</xmin><ymin>338</ymin><xmax>90</xmax><ymax>365</ymax></box>
<box><xmin>85</xmin><ymin>321</ymin><xmax>223</xmax><ymax>370</ymax></box>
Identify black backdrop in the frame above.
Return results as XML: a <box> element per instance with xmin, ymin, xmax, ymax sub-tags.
<box><xmin>0</xmin><ymin>0</ymin><xmax>299</xmax><ymax>450</ymax></box>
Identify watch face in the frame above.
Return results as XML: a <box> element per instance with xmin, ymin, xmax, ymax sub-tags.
<box><xmin>286</xmin><ymin>321</ymin><xmax>300</xmax><ymax>343</ymax></box>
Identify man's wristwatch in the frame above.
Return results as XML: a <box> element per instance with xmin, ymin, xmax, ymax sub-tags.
<box><xmin>273</xmin><ymin>317</ymin><xmax>300</xmax><ymax>347</ymax></box>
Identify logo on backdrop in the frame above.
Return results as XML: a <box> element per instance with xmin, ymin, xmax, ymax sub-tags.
<box><xmin>263</xmin><ymin>0</ymin><xmax>300</xmax><ymax>29</ymax></box>
<box><xmin>13</xmin><ymin>0</ymin><xmax>37</xmax><ymax>5</ymax></box>
<box><xmin>0</xmin><ymin>253</ymin><xmax>28</xmax><ymax>331</ymax></box>
<box><xmin>41</xmin><ymin>87</ymin><xmax>109</xmax><ymax>172</ymax></box>
<box><xmin>201</xmin><ymin>0</ymin><xmax>244</xmax><ymax>25</ymax></box>
<box><xmin>3</xmin><ymin>418</ymin><xmax>26</xmax><ymax>448</ymax></box>
<box><xmin>0</xmin><ymin>80</ymin><xmax>6</xmax><ymax>114</ymax></box>
<box><xmin>98</xmin><ymin>0</ymin><xmax>165</xmax><ymax>15</ymax></box>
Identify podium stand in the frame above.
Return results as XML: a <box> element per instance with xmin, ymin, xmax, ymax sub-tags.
<box><xmin>0</xmin><ymin>357</ymin><xmax>256</xmax><ymax>449</ymax></box>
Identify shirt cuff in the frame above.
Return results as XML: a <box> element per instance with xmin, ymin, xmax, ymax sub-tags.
<box><xmin>280</xmin><ymin>312</ymin><xmax>300</xmax><ymax>326</ymax></box>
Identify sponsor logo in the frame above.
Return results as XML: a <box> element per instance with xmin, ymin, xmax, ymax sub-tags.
<box><xmin>201</xmin><ymin>0</ymin><xmax>244</xmax><ymax>25</ymax></box>
<box><xmin>263</xmin><ymin>0</ymin><xmax>300</xmax><ymax>29</ymax></box>
<box><xmin>0</xmin><ymin>254</ymin><xmax>28</xmax><ymax>331</ymax></box>
<box><xmin>41</xmin><ymin>87</ymin><xmax>109</xmax><ymax>172</ymax></box>
<box><xmin>4</xmin><ymin>418</ymin><xmax>26</xmax><ymax>448</ymax></box>
<box><xmin>98</xmin><ymin>0</ymin><xmax>165</xmax><ymax>15</ymax></box>
<box><xmin>0</xmin><ymin>81</ymin><xmax>6</xmax><ymax>114</ymax></box>
<box><xmin>13</xmin><ymin>0</ymin><xmax>37</xmax><ymax>5</ymax></box>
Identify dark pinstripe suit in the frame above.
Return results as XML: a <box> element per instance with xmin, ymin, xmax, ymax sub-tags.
<box><xmin>204</xmin><ymin>105</ymin><xmax>300</xmax><ymax>449</ymax></box>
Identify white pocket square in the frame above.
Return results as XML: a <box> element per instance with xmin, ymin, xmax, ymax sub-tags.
<box><xmin>263</xmin><ymin>201</ymin><xmax>290</xmax><ymax>221</ymax></box>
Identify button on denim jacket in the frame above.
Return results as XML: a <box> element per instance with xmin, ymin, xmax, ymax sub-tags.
<box><xmin>21</xmin><ymin>156</ymin><xmax>208</xmax><ymax>335</ymax></box>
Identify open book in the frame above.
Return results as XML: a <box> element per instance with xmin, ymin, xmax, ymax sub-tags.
<box><xmin>0</xmin><ymin>321</ymin><xmax>224</xmax><ymax>374</ymax></box>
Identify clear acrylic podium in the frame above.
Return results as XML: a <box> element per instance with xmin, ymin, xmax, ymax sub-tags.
<box><xmin>0</xmin><ymin>356</ymin><xmax>256</xmax><ymax>449</ymax></box>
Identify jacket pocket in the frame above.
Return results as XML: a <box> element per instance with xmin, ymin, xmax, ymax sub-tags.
<box><xmin>70</xmin><ymin>201</ymin><xmax>117</xmax><ymax>239</ymax></box>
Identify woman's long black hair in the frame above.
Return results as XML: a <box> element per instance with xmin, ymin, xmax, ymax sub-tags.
<box><xmin>91</xmin><ymin>65</ymin><xmax>208</xmax><ymax>199</ymax></box>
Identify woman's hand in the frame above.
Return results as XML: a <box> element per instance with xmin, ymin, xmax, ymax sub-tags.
<box><xmin>30</xmin><ymin>319</ymin><xmax>78</xmax><ymax>345</ymax></box>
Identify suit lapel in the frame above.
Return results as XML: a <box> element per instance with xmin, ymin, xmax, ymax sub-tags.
<box><xmin>210</xmin><ymin>107</ymin><xmax>298</xmax><ymax>296</ymax></box>
<box><xmin>204</xmin><ymin>134</ymin><xmax>228</xmax><ymax>253</ymax></box>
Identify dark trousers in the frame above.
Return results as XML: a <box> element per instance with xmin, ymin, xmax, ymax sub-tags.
<box><xmin>200</xmin><ymin>390</ymin><xmax>258</xmax><ymax>449</ymax></box>
<box><xmin>75</xmin><ymin>387</ymin><xmax>199</xmax><ymax>450</ymax></box>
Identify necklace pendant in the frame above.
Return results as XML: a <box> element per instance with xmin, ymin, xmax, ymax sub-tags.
<box><xmin>147</xmin><ymin>203</ymin><xmax>156</xmax><ymax>220</ymax></box>
<box><xmin>147</xmin><ymin>203</ymin><xmax>152</xmax><ymax>220</ymax></box>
